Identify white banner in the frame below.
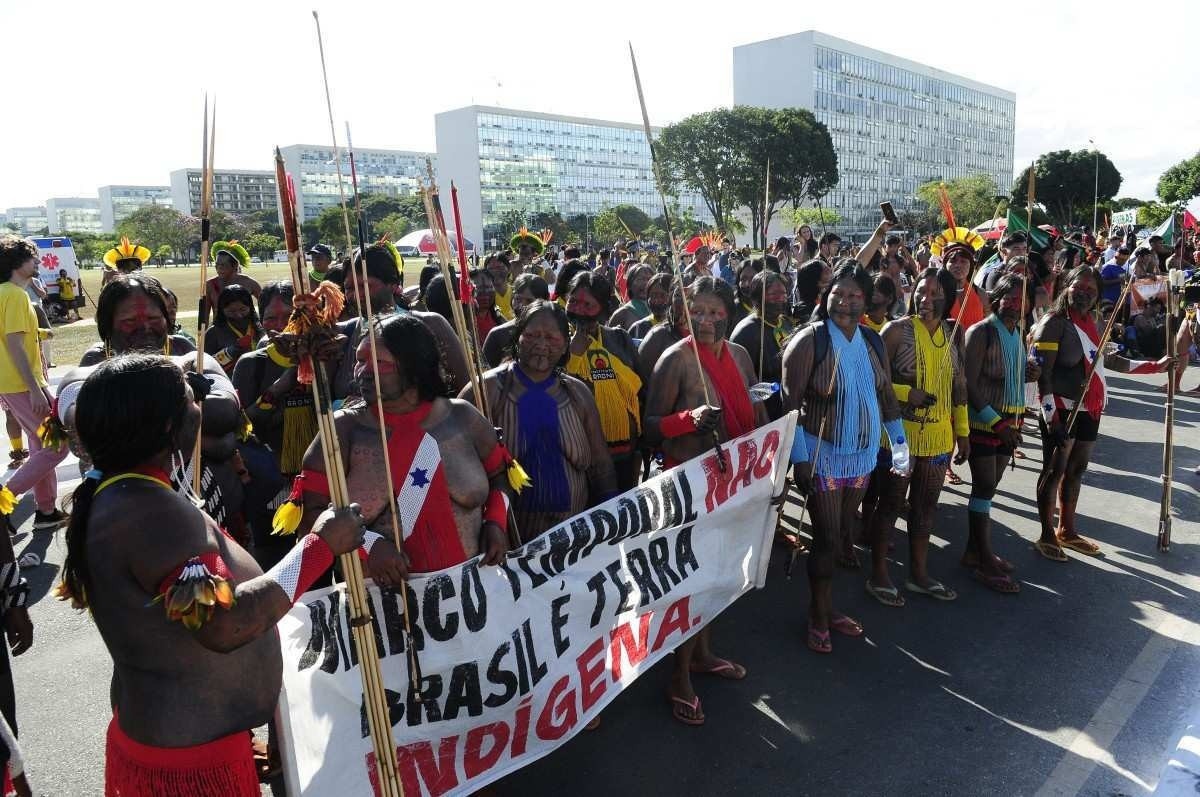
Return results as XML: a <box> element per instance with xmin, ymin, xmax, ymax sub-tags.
<box><xmin>276</xmin><ymin>412</ymin><xmax>796</xmax><ymax>796</ymax></box>
<box><xmin>1112</xmin><ymin>208</ymin><xmax>1138</xmax><ymax>227</ymax></box>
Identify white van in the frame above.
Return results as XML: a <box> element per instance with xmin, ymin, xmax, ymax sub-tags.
<box><xmin>30</xmin><ymin>237</ymin><xmax>83</xmax><ymax>317</ymax></box>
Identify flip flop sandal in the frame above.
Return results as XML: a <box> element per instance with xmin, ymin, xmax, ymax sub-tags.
<box><xmin>1033</xmin><ymin>540</ymin><xmax>1069</xmax><ymax>562</ymax></box>
<box><xmin>807</xmin><ymin>625</ymin><xmax>832</xmax><ymax>654</ymax></box>
<box><xmin>668</xmin><ymin>695</ymin><xmax>705</xmax><ymax>726</ymax></box>
<box><xmin>1057</xmin><ymin>535</ymin><xmax>1101</xmax><ymax>556</ymax></box>
<box><xmin>960</xmin><ymin>552</ymin><xmax>1015</xmax><ymax>574</ymax></box>
<box><xmin>945</xmin><ymin>469</ymin><xmax>965</xmax><ymax>486</ymax></box>
<box><xmin>1011</xmin><ymin>449</ymin><xmax>1027</xmax><ymax>459</ymax></box>
<box><xmin>904</xmin><ymin>579</ymin><xmax>958</xmax><ymax>601</ymax></box>
<box><xmin>865</xmin><ymin>580</ymin><xmax>905</xmax><ymax>607</ymax></box>
<box><xmin>688</xmin><ymin>657</ymin><xmax>747</xmax><ymax>680</ymax></box>
<box><xmin>16</xmin><ymin>552</ymin><xmax>39</xmax><ymax>568</ymax></box>
<box><xmin>830</xmin><ymin>614</ymin><xmax>864</xmax><ymax>636</ymax></box>
<box><xmin>972</xmin><ymin>569</ymin><xmax>1020</xmax><ymax>594</ymax></box>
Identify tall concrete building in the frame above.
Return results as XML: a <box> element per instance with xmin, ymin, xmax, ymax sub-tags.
<box><xmin>277</xmin><ymin>145</ymin><xmax>435</xmax><ymax>222</ymax></box>
<box><xmin>3</xmin><ymin>207</ymin><xmax>47</xmax><ymax>236</ymax></box>
<box><xmin>46</xmin><ymin>198</ymin><xmax>102</xmax><ymax>235</ymax></box>
<box><xmin>435</xmin><ymin>105</ymin><xmax>711</xmax><ymax>248</ymax></box>
<box><xmin>733</xmin><ymin>31</ymin><xmax>1015</xmax><ymax>235</ymax></box>
<box><xmin>169</xmin><ymin>168</ymin><xmax>277</xmax><ymax>217</ymax></box>
<box><xmin>98</xmin><ymin>185</ymin><xmax>172</xmax><ymax>232</ymax></box>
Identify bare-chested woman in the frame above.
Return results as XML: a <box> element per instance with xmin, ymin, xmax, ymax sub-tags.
<box><xmin>58</xmin><ymin>354</ymin><xmax>405</xmax><ymax>795</ymax></box>
<box><xmin>294</xmin><ymin>314</ymin><xmax>513</xmax><ymax>572</ymax></box>
<box><xmin>643</xmin><ymin>276</ymin><xmax>766</xmax><ymax>726</ymax></box>
<box><xmin>782</xmin><ymin>262</ymin><xmax>905</xmax><ymax>653</ymax></box>
<box><xmin>1030</xmin><ymin>265</ymin><xmax>1170</xmax><ymax>560</ymax></box>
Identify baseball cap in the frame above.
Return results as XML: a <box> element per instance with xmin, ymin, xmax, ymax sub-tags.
<box><xmin>308</xmin><ymin>243</ymin><xmax>333</xmax><ymax>258</ymax></box>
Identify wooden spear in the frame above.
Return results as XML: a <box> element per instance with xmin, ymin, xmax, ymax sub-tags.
<box><xmin>191</xmin><ymin>97</ymin><xmax>216</xmax><ymax>495</ymax></box>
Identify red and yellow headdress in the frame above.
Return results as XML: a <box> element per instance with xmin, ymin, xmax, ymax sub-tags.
<box><xmin>103</xmin><ymin>237</ymin><xmax>151</xmax><ymax>269</ymax></box>
<box><xmin>928</xmin><ymin>185</ymin><xmax>984</xmax><ymax>260</ymax></box>
<box><xmin>509</xmin><ymin>227</ymin><xmax>551</xmax><ymax>256</ymax></box>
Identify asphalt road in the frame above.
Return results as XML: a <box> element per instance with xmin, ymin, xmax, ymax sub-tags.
<box><xmin>7</xmin><ymin>370</ymin><xmax>1200</xmax><ymax>796</ymax></box>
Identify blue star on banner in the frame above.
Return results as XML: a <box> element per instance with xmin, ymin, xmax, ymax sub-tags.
<box><xmin>409</xmin><ymin>468</ymin><xmax>430</xmax><ymax>488</ymax></box>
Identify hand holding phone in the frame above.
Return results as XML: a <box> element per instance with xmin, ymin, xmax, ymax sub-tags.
<box><xmin>880</xmin><ymin>201</ymin><xmax>898</xmax><ymax>224</ymax></box>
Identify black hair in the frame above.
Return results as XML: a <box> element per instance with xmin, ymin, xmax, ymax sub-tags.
<box><xmin>794</xmin><ymin>258</ymin><xmax>829</xmax><ymax>306</ymax></box>
<box><xmin>748</xmin><ymin>270</ymin><xmax>787</xmax><ymax>307</ymax></box>
<box><xmin>213</xmin><ymin>284</ymin><xmax>260</xmax><ymax>330</ymax></box>
<box><xmin>624</xmin><ymin>263</ymin><xmax>653</xmax><ymax>291</ymax></box>
<box><xmin>424</xmin><ymin>274</ymin><xmax>458</xmax><ymax>326</ymax></box>
<box><xmin>775</xmin><ymin>236</ymin><xmax>791</xmax><ymax>251</ymax></box>
<box><xmin>258</xmin><ymin>280</ymin><xmax>295</xmax><ymax>320</ymax></box>
<box><xmin>685</xmin><ymin>275</ymin><xmax>735</xmax><ymax>320</ymax></box>
<box><xmin>737</xmin><ymin>257</ymin><xmax>764</xmax><ymax>282</ymax></box>
<box><xmin>1051</xmin><ymin>265</ymin><xmax>1100</xmax><ymax>317</ymax></box>
<box><xmin>1001</xmin><ymin>231</ymin><xmax>1029</xmax><ymax>249</ymax></box>
<box><xmin>95</xmin><ymin>273</ymin><xmax>171</xmax><ymax>343</ymax></box>
<box><xmin>62</xmin><ymin>354</ymin><xmax>191</xmax><ymax>608</ymax></box>
<box><xmin>906</xmin><ymin>267</ymin><xmax>958</xmax><ymax>320</ymax></box>
<box><xmin>872</xmin><ymin>272</ymin><xmax>897</xmax><ymax>302</ymax></box>
<box><xmin>507</xmin><ymin>299</ymin><xmax>570</xmax><ymax>365</ymax></box>
<box><xmin>352</xmin><ymin>244</ymin><xmax>401</xmax><ymax>286</ymax></box>
<box><xmin>885</xmin><ymin>234</ymin><xmax>903</xmax><ymax>246</ymax></box>
<box><xmin>417</xmin><ymin>265</ymin><xmax>440</xmax><ymax>300</ymax></box>
<box><xmin>554</xmin><ymin>260</ymin><xmax>587</xmax><ymax>298</ymax></box>
<box><xmin>987</xmin><ymin>273</ymin><xmax>1035</xmax><ymax>315</ymax></box>
<box><xmin>0</xmin><ymin>235</ymin><xmax>37</xmax><ymax>283</ymax></box>
<box><xmin>484</xmin><ymin>250</ymin><xmax>511</xmax><ymax>269</ymax></box>
<box><xmin>819</xmin><ymin>232</ymin><xmax>842</xmax><ymax>246</ymax></box>
<box><xmin>324</xmin><ymin>263</ymin><xmax>346</xmax><ymax>288</ymax></box>
<box><xmin>567</xmin><ymin>270</ymin><xmax>614</xmax><ymax>309</ymax></box>
<box><xmin>814</xmin><ymin>260</ymin><xmax>874</xmax><ymax>321</ymax></box>
<box><xmin>512</xmin><ymin>272</ymin><xmax>550</xmax><ymax>300</ymax></box>
<box><xmin>377</xmin><ymin>314</ymin><xmax>450</xmax><ymax>400</ymax></box>
<box><xmin>563</xmin><ymin>245</ymin><xmax>582</xmax><ymax>260</ymax></box>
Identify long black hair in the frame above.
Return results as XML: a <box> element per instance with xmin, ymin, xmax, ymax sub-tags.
<box><xmin>813</xmin><ymin>260</ymin><xmax>874</xmax><ymax>321</ymax></box>
<box><xmin>794</xmin><ymin>258</ymin><xmax>828</xmax><ymax>307</ymax></box>
<box><xmin>213</xmin><ymin>284</ymin><xmax>261</xmax><ymax>333</ymax></box>
<box><xmin>378</xmin><ymin>314</ymin><xmax>451</xmax><ymax>400</ymax></box>
<box><xmin>95</xmin><ymin>274</ymin><xmax>172</xmax><ymax>344</ymax></box>
<box><xmin>906</xmin><ymin>267</ymin><xmax>958</xmax><ymax>320</ymax></box>
<box><xmin>1051</xmin><ymin>264</ymin><xmax>1100</xmax><ymax>317</ymax></box>
<box><xmin>61</xmin><ymin>355</ymin><xmax>191</xmax><ymax>608</ymax></box>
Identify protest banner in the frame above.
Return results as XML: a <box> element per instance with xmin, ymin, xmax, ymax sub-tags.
<box><xmin>275</xmin><ymin>411</ymin><xmax>796</xmax><ymax>796</ymax></box>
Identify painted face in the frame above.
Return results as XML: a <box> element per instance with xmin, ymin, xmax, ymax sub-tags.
<box><xmin>486</xmin><ymin>259</ymin><xmax>509</xmax><ymax>288</ymax></box>
<box><xmin>913</xmin><ymin>276</ymin><xmax>946</xmax><ymax>319</ymax></box>
<box><xmin>817</xmin><ymin>264</ymin><xmax>833</xmax><ymax>294</ymax></box>
<box><xmin>223</xmin><ymin>300</ymin><xmax>252</xmax><ymax>325</ymax></box>
<box><xmin>1066</xmin><ymin>273</ymin><xmax>1097</xmax><ymax>313</ymax></box>
<box><xmin>689</xmin><ymin>292</ymin><xmax>728</xmax><ymax>343</ymax></box>
<box><xmin>346</xmin><ymin>270</ymin><xmax>391</xmax><ymax>314</ymax></box>
<box><xmin>693</xmin><ymin>247</ymin><xmax>711</xmax><ymax>267</ymax></box>
<box><xmin>110</xmin><ymin>291</ymin><xmax>168</xmax><ymax>353</ymax></box>
<box><xmin>947</xmin><ymin>252</ymin><xmax>972</xmax><ymax>282</ymax></box>
<box><xmin>826</xmin><ymin>277</ymin><xmax>865</xmax><ymax>322</ymax></box>
<box><xmin>1003</xmin><ymin>243</ymin><xmax>1029</xmax><ymax>261</ymax></box>
<box><xmin>997</xmin><ymin>285</ymin><xmax>1023</xmax><ymax>320</ymax></box>
<box><xmin>215</xmin><ymin>254</ymin><xmax>237</xmax><ymax>280</ymax></box>
<box><xmin>647</xmin><ymin>284</ymin><xmax>670</xmax><ymax>319</ymax></box>
<box><xmin>761</xmin><ymin>279</ymin><xmax>789</xmax><ymax>320</ymax></box>
<box><xmin>262</xmin><ymin>295</ymin><xmax>292</xmax><ymax>334</ymax></box>
<box><xmin>517</xmin><ymin>311</ymin><xmax>567</xmax><ymax>374</ymax></box>
<box><xmin>472</xmin><ymin>274</ymin><xmax>495</xmax><ymax>311</ymax></box>
<box><xmin>629</xmin><ymin>270</ymin><xmax>650</xmax><ymax>301</ymax></box>
<box><xmin>566</xmin><ymin>287</ymin><xmax>603</xmax><ymax>324</ymax></box>
<box><xmin>353</xmin><ymin>338</ymin><xmax>404</xmax><ymax>402</ymax></box>
<box><xmin>737</xmin><ymin>268</ymin><xmax>756</xmax><ymax>301</ymax></box>
<box><xmin>511</xmin><ymin>288</ymin><xmax>537</xmax><ymax>318</ymax></box>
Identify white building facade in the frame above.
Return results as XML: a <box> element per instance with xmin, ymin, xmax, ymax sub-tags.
<box><xmin>435</xmin><ymin>105</ymin><xmax>711</xmax><ymax>249</ymax></box>
<box><xmin>98</xmin><ymin>185</ymin><xmax>172</xmax><ymax>232</ymax></box>
<box><xmin>169</xmin><ymin>169</ymin><xmax>277</xmax><ymax>217</ymax></box>
<box><xmin>46</xmin><ymin>198</ymin><xmax>102</xmax><ymax>235</ymax></box>
<box><xmin>277</xmin><ymin>145</ymin><xmax>435</xmax><ymax>223</ymax></box>
<box><xmin>733</xmin><ymin>31</ymin><xmax>1015</xmax><ymax>236</ymax></box>
<box><xmin>3</xmin><ymin>207</ymin><xmax>47</xmax><ymax>236</ymax></box>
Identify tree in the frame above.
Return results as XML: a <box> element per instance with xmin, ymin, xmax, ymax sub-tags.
<box><xmin>244</xmin><ymin>232</ymin><xmax>282</xmax><ymax>262</ymax></box>
<box><xmin>303</xmin><ymin>205</ymin><xmax>353</xmax><ymax>250</ymax></box>
<box><xmin>1111</xmin><ymin>197</ymin><xmax>1146</xmax><ymax>211</ymax></box>
<box><xmin>1137</xmin><ymin>202</ymin><xmax>1173</xmax><ymax>229</ymax></box>
<box><xmin>656</xmin><ymin>109</ymin><xmax>746</xmax><ymax>235</ymax></box>
<box><xmin>1157</xmin><ymin>152</ymin><xmax>1200</xmax><ymax>205</ymax></box>
<box><xmin>895</xmin><ymin>207</ymin><xmax>939</xmax><ymax>235</ymax></box>
<box><xmin>594</xmin><ymin>205</ymin><xmax>653</xmax><ymax>246</ymax></box>
<box><xmin>528</xmin><ymin>211</ymin><xmax>571</xmax><ymax>247</ymax></box>
<box><xmin>240</xmin><ymin>208</ymin><xmax>283</xmax><ymax>239</ymax></box>
<box><xmin>375</xmin><ymin>213</ymin><xmax>411</xmax><ymax>242</ymax></box>
<box><xmin>155</xmin><ymin>245</ymin><xmax>172</xmax><ymax>266</ymax></box>
<box><xmin>916</xmin><ymin>174</ymin><xmax>1006</xmax><ymax>229</ymax></box>
<box><xmin>118</xmin><ymin>205</ymin><xmax>195</xmax><ymax>264</ymax></box>
<box><xmin>1011</xmin><ymin>149</ymin><xmax>1121</xmax><ymax>227</ymax></box>
<box><xmin>792</xmin><ymin>207</ymin><xmax>842</xmax><ymax>230</ymax></box>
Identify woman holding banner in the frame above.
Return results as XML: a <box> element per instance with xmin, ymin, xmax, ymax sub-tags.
<box><xmin>782</xmin><ymin>262</ymin><xmax>907</xmax><ymax>654</ymax></box>
<box><xmin>643</xmin><ymin>276</ymin><xmax>765</xmax><ymax>726</ymax></box>
<box><xmin>461</xmin><ymin>300</ymin><xmax>618</xmax><ymax>541</ymax></box>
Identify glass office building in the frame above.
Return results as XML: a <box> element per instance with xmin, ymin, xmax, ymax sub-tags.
<box><xmin>435</xmin><ymin>105</ymin><xmax>711</xmax><ymax>248</ymax></box>
<box><xmin>277</xmin><ymin>145</ymin><xmax>435</xmax><ymax>222</ymax></box>
<box><xmin>98</xmin><ymin>185</ymin><xmax>172</xmax><ymax>232</ymax></box>
<box><xmin>46</xmin><ymin>198</ymin><xmax>102</xmax><ymax>235</ymax></box>
<box><xmin>169</xmin><ymin>168</ymin><xmax>278</xmax><ymax>217</ymax></box>
<box><xmin>3</xmin><ymin>207</ymin><xmax>47</xmax><ymax>236</ymax></box>
<box><xmin>734</xmin><ymin>31</ymin><xmax>1014</xmax><ymax>236</ymax></box>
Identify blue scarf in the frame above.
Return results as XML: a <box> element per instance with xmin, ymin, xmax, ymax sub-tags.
<box><xmin>807</xmin><ymin>319</ymin><xmax>882</xmax><ymax>479</ymax></box>
<box><xmin>991</xmin><ymin>315</ymin><xmax>1025</xmax><ymax>412</ymax></box>
<box><xmin>513</xmin><ymin>365</ymin><xmax>571</xmax><ymax>513</ymax></box>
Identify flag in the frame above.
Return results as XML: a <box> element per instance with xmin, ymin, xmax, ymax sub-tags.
<box><xmin>1151</xmin><ymin>213</ymin><xmax>1176</xmax><ymax>246</ymax></box>
<box><xmin>385</xmin><ymin>417</ymin><xmax>466</xmax><ymax>572</ymax></box>
<box><xmin>1183</xmin><ymin>209</ymin><xmax>1196</xmax><ymax>231</ymax></box>
<box><xmin>1006</xmin><ymin>209</ymin><xmax>1052</xmax><ymax>250</ymax></box>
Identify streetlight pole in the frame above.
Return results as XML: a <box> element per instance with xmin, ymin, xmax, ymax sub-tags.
<box><xmin>1089</xmin><ymin>138</ymin><xmax>1099</xmax><ymax>232</ymax></box>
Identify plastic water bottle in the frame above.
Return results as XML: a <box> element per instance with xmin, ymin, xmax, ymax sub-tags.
<box><xmin>749</xmin><ymin>382</ymin><xmax>780</xmax><ymax>402</ymax></box>
<box><xmin>891</xmin><ymin>438</ymin><xmax>911</xmax><ymax>476</ymax></box>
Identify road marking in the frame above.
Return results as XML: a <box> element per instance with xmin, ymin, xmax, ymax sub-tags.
<box><xmin>1034</xmin><ymin>607</ymin><xmax>1197</xmax><ymax>796</ymax></box>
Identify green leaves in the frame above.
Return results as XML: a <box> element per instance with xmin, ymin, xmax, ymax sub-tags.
<box><xmin>1011</xmin><ymin>149</ymin><xmax>1122</xmax><ymax>227</ymax></box>
<box><xmin>1156</xmin><ymin>152</ymin><xmax>1200</xmax><ymax>205</ymax></box>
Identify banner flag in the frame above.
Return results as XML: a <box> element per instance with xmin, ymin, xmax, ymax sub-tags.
<box><xmin>277</xmin><ymin>412</ymin><xmax>797</xmax><ymax>796</ymax></box>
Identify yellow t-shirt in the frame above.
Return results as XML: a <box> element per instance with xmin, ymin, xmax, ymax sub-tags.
<box><xmin>0</xmin><ymin>281</ymin><xmax>47</xmax><ymax>392</ymax></box>
<box><xmin>57</xmin><ymin>277</ymin><xmax>76</xmax><ymax>301</ymax></box>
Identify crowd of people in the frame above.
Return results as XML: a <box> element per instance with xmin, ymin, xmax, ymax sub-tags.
<box><xmin>0</xmin><ymin>209</ymin><xmax>1193</xmax><ymax>793</ymax></box>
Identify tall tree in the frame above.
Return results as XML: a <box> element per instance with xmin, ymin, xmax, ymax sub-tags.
<box><xmin>916</xmin><ymin>174</ymin><xmax>1006</xmax><ymax>229</ymax></box>
<box><xmin>374</xmin><ymin>213</ymin><xmax>411</xmax><ymax>242</ymax></box>
<box><xmin>1157</xmin><ymin>152</ymin><xmax>1200</xmax><ymax>205</ymax></box>
<box><xmin>1011</xmin><ymin>149</ymin><xmax>1121</xmax><ymax>227</ymax></box>
<box><xmin>528</xmin><ymin>211</ymin><xmax>571</xmax><ymax>247</ymax></box>
<box><xmin>118</xmin><ymin>205</ymin><xmax>195</xmax><ymax>264</ymax></box>
<box><xmin>656</xmin><ymin>109</ymin><xmax>745</xmax><ymax>234</ymax></box>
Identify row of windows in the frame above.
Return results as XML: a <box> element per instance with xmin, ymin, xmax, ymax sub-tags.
<box><xmin>813</xmin><ymin>71</ymin><xmax>1012</xmax><ymax>125</ymax></box>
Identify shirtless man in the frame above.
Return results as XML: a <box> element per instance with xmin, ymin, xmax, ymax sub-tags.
<box><xmin>1030</xmin><ymin>265</ymin><xmax>1170</xmax><ymax>560</ymax></box>
<box><xmin>336</xmin><ymin>244</ymin><xmax>471</xmax><ymax>397</ymax></box>
<box><xmin>294</xmin><ymin>315</ymin><xmax>513</xmax><ymax>571</ymax></box>
<box><xmin>643</xmin><ymin>276</ymin><xmax>765</xmax><ymax>726</ymax></box>
<box><xmin>205</xmin><ymin>243</ymin><xmax>262</xmax><ymax>311</ymax></box>
<box><xmin>79</xmin><ymin>274</ymin><xmax>195</xmax><ymax>366</ymax></box>
<box><xmin>58</xmin><ymin>353</ymin><xmax>404</xmax><ymax>795</ymax></box>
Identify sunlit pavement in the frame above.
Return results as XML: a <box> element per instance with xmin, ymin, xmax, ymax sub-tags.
<box><xmin>7</xmin><ymin>370</ymin><xmax>1199</xmax><ymax>795</ymax></box>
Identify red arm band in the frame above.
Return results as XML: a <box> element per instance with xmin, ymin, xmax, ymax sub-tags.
<box><xmin>481</xmin><ymin>442</ymin><xmax>510</xmax><ymax>475</ymax></box>
<box><xmin>483</xmin><ymin>489</ymin><xmax>509</xmax><ymax>529</ymax></box>
<box><xmin>265</xmin><ymin>533</ymin><xmax>335</xmax><ymax>604</ymax></box>
<box><xmin>157</xmin><ymin>551</ymin><xmax>232</xmax><ymax>596</ymax></box>
<box><xmin>660</xmin><ymin>410</ymin><xmax>697</xmax><ymax>439</ymax></box>
<box><xmin>298</xmin><ymin>468</ymin><xmax>330</xmax><ymax>498</ymax></box>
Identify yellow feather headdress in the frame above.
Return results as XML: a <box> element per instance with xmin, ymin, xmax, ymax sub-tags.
<box><xmin>103</xmin><ymin>237</ymin><xmax>152</xmax><ymax>269</ymax></box>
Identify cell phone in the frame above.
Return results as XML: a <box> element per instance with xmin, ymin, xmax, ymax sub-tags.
<box><xmin>880</xmin><ymin>201</ymin><xmax>898</xmax><ymax>224</ymax></box>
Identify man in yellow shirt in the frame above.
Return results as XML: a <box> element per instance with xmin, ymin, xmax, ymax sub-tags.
<box><xmin>0</xmin><ymin>237</ymin><xmax>67</xmax><ymax>531</ymax></box>
<box><xmin>55</xmin><ymin>269</ymin><xmax>79</xmax><ymax>321</ymax></box>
